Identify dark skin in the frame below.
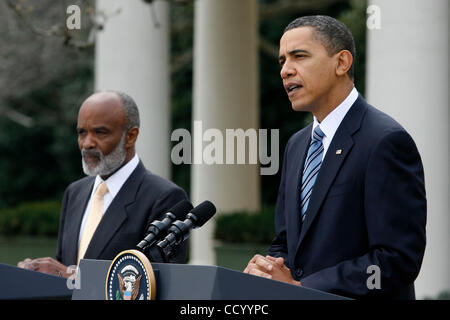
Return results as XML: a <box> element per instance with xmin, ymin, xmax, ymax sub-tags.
<box><xmin>244</xmin><ymin>255</ymin><xmax>301</xmax><ymax>286</ymax></box>
<box><xmin>77</xmin><ymin>92</ymin><xmax>139</xmax><ymax>180</ymax></box>
<box><xmin>243</xmin><ymin>26</ymin><xmax>354</xmax><ymax>285</ymax></box>
<box><xmin>278</xmin><ymin>26</ymin><xmax>353</xmax><ymax>121</ymax></box>
<box><xmin>17</xmin><ymin>257</ymin><xmax>74</xmax><ymax>278</ymax></box>
<box><xmin>17</xmin><ymin>92</ymin><xmax>139</xmax><ymax>277</ymax></box>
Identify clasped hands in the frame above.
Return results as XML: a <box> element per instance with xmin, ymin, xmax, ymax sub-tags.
<box><xmin>17</xmin><ymin>253</ymin><xmax>303</xmax><ymax>285</ymax></box>
<box><xmin>17</xmin><ymin>257</ymin><xmax>71</xmax><ymax>278</ymax></box>
<box><xmin>243</xmin><ymin>254</ymin><xmax>301</xmax><ymax>286</ymax></box>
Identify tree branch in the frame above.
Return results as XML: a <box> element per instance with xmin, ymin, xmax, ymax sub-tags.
<box><xmin>0</xmin><ymin>105</ymin><xmax>34</xmax><ymax>127</ymax></box>
<box><xmin>260</xmin><ymin>0</ymin><xmax>347</xmax><ymax>19</ymax></box>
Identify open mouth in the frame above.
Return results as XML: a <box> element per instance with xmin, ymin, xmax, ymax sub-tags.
<box><xmin>285</xmin><ymin>83</ymin><xmax>303</xmax><ymax>97</ymax></box>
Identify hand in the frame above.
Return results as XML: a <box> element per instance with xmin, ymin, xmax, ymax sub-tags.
<box><xmin>243</xmin><ymin>254</ymin><xmax>301</xmax><ymax>286</ymax></box>
<box><xmin>265</xmin><ymin>256</ymin><xmax>302</xmax><ymax>286</ymax></box>
<box><xmin>17</xmin><ymin>257</ymin><xmax>70</xmax><ymax>278</ymax></box>
<box><xmin>243</xmin><ymin>254</ymin><xmax>274</xmax><ymax>279</ymax></box>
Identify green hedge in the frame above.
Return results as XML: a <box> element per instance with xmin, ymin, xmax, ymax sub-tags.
<box><xmin>0</xmin><ymin>201</ymin><xmax>61</xmax><ymax>237</ymax></box>
<box><xmin>424</xmin><ymin>290</ymin><xmax>450</xmax><ymax>300</ymax></box>
<box><xmin>214</xmin><ymin>206</ymin><xmax>276</xmax><ymax>244</ymax></box>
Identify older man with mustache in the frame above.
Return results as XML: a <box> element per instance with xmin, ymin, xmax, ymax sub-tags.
<box><xmin>18</xmin><ymin>91</ymin><xmax>189</xmax><ymax>278</ymax></box>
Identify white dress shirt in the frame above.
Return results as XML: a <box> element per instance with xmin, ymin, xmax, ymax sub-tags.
<box><xmin>312</xmin><ymin>87</ymin><xmax>359</xmax><ymax>160</ymax></box>
<box><xmin>78</xmin><ymin>154</ymin><xmax>140</xmax><ymax>244</ymax></box>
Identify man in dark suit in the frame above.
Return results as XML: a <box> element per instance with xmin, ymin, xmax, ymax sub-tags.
<box><xmin>244</xmin><ymin>16</ymin><xmax>426</xmax><ymax>299</ymax></box>
<box><xmin>18</xmin><ymin>91</ymin><xmax>188</xmax><ymax>277</ymax></box>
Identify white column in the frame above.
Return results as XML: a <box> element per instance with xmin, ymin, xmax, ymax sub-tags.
<box><xmin>190</xmin><ymin>0</ymin><xmax>260</xmax><ymax>265</ymax></box>
<box><xmin>366</xmin><ymin>0</ymin><xmax>449</xmax><ymax>298</ymax></box>
<box><xmin>95</xmin><ymin>0</ymin><xmax>170</xmax><ymax>179</ymax></box>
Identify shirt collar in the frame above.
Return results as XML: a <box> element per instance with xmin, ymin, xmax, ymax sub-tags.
<box><xmin>93</xmin><ymin>154</ymin><xmax>140</xmax><ymax>198</ymax></box>
<box><xmin>312</xmin><ymin>87</ymin><xmax>359</xmax><ymax>141</ymax></box>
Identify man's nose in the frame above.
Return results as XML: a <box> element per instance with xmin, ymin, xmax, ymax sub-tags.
<box><xmin>80</xmin><ymin>134</ymin><xmax>96</xmax><ymax>150</ymax></box>
<box><xmin>280</xmin><ymin>61</ymin><xmax>296</xmax><ymax>79</ymax></box>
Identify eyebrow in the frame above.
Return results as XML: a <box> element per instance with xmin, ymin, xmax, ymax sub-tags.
<box><xmin>77</xmin><ymin>126</ymin><xmax>110</xmax><ymax>132</ymax></box>
<box><xmin>93</xmin><ymin>126</ymin><xmax>110</xmax><ymax>131</ymax></box>
<box><xmin>278</xmin><ymin>49</ymin><xmax>311</xmax><ymax>62</ymax></box>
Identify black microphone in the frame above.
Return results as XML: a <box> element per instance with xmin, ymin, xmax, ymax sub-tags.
<box><xmin>136</xmin><ymin>199</ymin><xmax>193</xmax><ymax>251</ymax></box>
<box><xmin>156</xmin><ymin>200</ymin><xmax>216</xmax><ymax>255</ymax></box>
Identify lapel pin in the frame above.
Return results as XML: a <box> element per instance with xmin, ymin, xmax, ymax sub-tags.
<box><xmin>336</xmin><ymin>149</ymin><xmax>342</xmax><ymax>155</ymax></box>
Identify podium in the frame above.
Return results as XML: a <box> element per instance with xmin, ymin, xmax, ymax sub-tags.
<box><xmin>0</xmin><ymin>260</ymin><xmax>348</xmax><ymax>300</ymax></box>
<box><xmin>0</xmin><ymin>263</ymin><xmax>72</xmax><ymax>300</ymax></box>
<box><xmin>72</xmin><ymin>259</ymin><xmax>349</xmax><ymax>300</ymax></box>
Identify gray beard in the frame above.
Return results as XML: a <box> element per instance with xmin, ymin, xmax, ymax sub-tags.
<box><xmin>81</xmin><ymin>132</ymin><xmax>127</xmax><ymax>177</ymax></box>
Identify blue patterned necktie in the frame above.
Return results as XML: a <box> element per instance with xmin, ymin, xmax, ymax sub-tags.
<box><xmin>300</xmin><ymin>125</ymin><xmax>325</xmax><ymax>222</ymax></box>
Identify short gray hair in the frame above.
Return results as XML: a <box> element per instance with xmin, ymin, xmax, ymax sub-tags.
<box><xmin>284</xmin><ymin>15</ymin><xmax>355</xmax><ymax>80</ymax></box>
<box><xmin>114</xmin><ymin>91</ymin><xmax>140</xmax><ymax>130</ymax></box>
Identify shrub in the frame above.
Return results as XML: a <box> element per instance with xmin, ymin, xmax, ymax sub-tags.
<box><xmin>214</xmin><ymin>206</ymin><xmax>276</xmax><ymax>245</ymax></box>
<box><xmin>0</xmin><ymin>201</ymin><xmax>61</xmax><ymax>237</ymax></box>
<box><xmin>424</xmin><ymin>290</ymin><xmax>450</xmax><ymax>300</ymax></box>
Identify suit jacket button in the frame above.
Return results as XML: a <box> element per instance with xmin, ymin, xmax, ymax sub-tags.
<box><xmin>295</xmin><ymin>268</ymin><xmax>304</xmax><ymax>278</ymax></box>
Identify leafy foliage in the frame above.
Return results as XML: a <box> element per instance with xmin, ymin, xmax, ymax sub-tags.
<box><xmin>214</xmin><ymin>206</ymin><xmax>276</xmax><ymax>244</ymax></box>
<box><xmin>0</xmin><ymin>201</ymin><xmax>61</xmax><ymax>236</ymax></box>
<box><xmin>424</xmin><ymin>290</ymin><xmax>450</xmax><ymax>300</ymax></box>
<box><xmin>0</xmin><ymin>65</ymin><xmax>92</xmax><ymax>208</ymax></box>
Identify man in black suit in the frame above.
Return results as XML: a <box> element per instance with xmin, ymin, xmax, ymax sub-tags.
<box><xmin>18</xmin><ymin>91</ymin><xmax>188</xmax><ymax>277</ymax></box>
<box><xmin>244</xmin><ymin>16</ymin><xmax>426</xmax><ymax>299</ymax></box>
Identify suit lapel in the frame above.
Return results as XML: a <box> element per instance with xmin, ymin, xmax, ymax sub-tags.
<box><xmin>295</xmin><ymin>96</ymin><xmax>366</xmax><ymax>252</ymax></box>
<box><xmin>65</xmin><ymin>178</ymin><xmax>95</xmax><ymax>265</ymax></box>
<box><xmin>84</xmin><ymin>162</ymin><xmax>146</xmax><ymax>259</ymax></box>
<box><xmin>296</xmin><ymin>132</ymin><xmax>354</xmax><ymax>250</ymax></box>
<box><xmin>285</xmin><ymin>125</ymin><xmax>311</xmax><ymax>247</ymax></box>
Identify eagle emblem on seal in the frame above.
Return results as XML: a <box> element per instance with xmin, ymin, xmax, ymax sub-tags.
<box><xmin>106</xmin><ymin>249</ymin><xmax>155</xmax><ymax>300</ymax></box>
<box><xmin>117</xmin><ymin>265</ymin><xmax>142</xmax><ymax>300</ymax></box>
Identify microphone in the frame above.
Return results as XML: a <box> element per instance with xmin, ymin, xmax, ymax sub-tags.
<box><xmin>136</xmin><ymin>199</ymin><xmax>193</xmax><ymax>251</ymax></box>
<box><xmin>156</xmin><ymin>200</ymin><xmax>216</xmax><ymax>255</ymax></box>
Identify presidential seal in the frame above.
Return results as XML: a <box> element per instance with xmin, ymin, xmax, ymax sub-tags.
<box><xmin>105</xmin><ymin>249</ymin><xmax>156</xmax><ymax>300</ymax></box>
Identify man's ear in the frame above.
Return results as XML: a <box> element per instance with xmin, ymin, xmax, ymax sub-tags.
<box><xmin>125</xmin><ymin>127</ymin><xmax>139</xmax><ymax>148</ymax></box>
<box><xmin>335</xmin><ymin>49</ymin><xmax>353</xmax><ymax>77</ymax></box>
